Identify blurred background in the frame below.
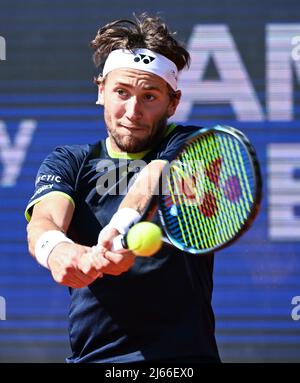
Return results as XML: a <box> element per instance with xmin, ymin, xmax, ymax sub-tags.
<box><xmin>0</xmin><ymin>0</ymin><xmax>300</xmax><ymax>362</ymax></box>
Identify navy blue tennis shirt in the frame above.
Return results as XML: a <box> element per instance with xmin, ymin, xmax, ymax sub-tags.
<box><xmin>25</xmin><ymin>124</ymin><xmax>220</xmax><ymax>363</ymax></box>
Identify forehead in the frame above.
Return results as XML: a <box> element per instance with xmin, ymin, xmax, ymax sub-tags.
<box><xmin>105</xmin><ymin>68</ymin><xmax>168</xmax><ymax>90</ymax></box>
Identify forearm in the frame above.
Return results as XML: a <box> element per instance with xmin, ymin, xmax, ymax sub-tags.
<box><xmin>26</xmin><ymin>195</ymin><xmax>74</xmax><ymax>258</ymax></box>
<box><xmin>25</xmin><ymin>196</ymin><xmax>129</xmax><ymax>285</ymax></box>
<box><xmin>27</xmin><ymin>217</ymin><xmax>66</xmax><ymax>257</ymax></box>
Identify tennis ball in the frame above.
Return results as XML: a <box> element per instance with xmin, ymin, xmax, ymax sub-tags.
<box><xmin>127</xmin><ymin>222</ymin><xmax>162</xmax><ymax>256</ymax></box>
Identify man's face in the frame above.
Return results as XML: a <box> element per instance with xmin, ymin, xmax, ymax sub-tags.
<box><xmin>97</xmin><ymin>68</ymin><xmax>181</xmax><ymax>153</ymax></box>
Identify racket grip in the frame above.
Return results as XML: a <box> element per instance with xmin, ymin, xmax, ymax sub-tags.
<box><xmin>111</xmin><ymin>234</ymin><xmax>128</xmax><ymax>252</ymax></box>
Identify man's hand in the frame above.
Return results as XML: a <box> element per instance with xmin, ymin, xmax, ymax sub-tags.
<box><xmin>47</xmin><ymin>230</ymin><xmax>136</xmax><ymax>288</ymax></box>
<box><xmin>97</xmin><ymin>226</ymin><xmax>136</xmax><ymax>276</ymax></box>
<box><xmin>47</xmin><ymin>242</ymin><xmax>108</xmax><ymax>288</ymax></box>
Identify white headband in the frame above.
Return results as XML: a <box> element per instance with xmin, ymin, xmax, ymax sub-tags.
<box><xmin>102</xmin><ymin>48</ymin><xmax>178</xmax><ymax>91</ymax></box>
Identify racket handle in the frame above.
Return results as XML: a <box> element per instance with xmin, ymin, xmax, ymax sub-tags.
<box><xmin>111</xmin><ymin>234</ymin><xmax>128</xmax><ymax>253</ymax></box>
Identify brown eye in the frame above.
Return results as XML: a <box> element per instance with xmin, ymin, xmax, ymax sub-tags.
<box><xmin>144</xmin><ymin>94</ymin><xmax>155</xmax><ymax>101</ymax></box>
<box><xmin>117</xmin><ymin>89</ymin><xmax>126</xmax><ymax>96</ymax></box>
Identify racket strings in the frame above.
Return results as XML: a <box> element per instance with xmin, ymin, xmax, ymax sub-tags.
<box><xmin>167</xmin><ymin>136</ymin><xmax>223</xmax><ymax>248</ymax></box>
<box><xmin>161</xmin><ymin>132</ymin><xmax>256</xmax><ymax>251</ymax></box>
<box><xmin>195</xmin><ymin>135</ymin><xmax>240</xmax><ymax>245</ymax></box>
<box><xmin>196</xmin><ymin>136</ymin><xmax>235</xmax><ymax>243</ymax></box>
<box><xmin>185</xmin><ymin>141</ymin><xmax>222</xmax><ymax>248</ymax></box>
<box><xmin>185</xmin><ymin>143</ymin><xmax>215</xmax><ymax>249</ymax></box>
<box><xmin>211</xmin><ymin>136</ymin><xmax>246</xmax><ymax>235</ymax></box>
<box><xmin>180</xmin><ymin>147</ymin><xmax>211</xmax><ymax>249</ymax></box>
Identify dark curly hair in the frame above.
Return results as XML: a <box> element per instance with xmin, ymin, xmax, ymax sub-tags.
<box><xmin>90</xmin><ymin>13</ymin><xmax>190</xmax><ymax>77</ymax></box>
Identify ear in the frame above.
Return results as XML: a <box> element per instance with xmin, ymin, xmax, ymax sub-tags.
<box><xmin>167</xmin><ymin>90</ymin><xmax>181</xmax><ymax>118</ymax></box>
<box><xmin>96</xmin><ymin>83</ymin><xmax>105</xmax><ymax>105</ymax></box>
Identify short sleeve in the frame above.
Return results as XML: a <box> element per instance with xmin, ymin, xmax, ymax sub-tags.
<box><xmin>25</xmin><ymin>145</ymin><xmax>89</xmax><ymax>221</ymax></box>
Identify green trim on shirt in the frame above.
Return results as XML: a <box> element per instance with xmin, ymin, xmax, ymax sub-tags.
<box><xmin>163</xmin><ymin>123</ymin><xmax>177</xmax><ymax>137</ymax></box>
<box><xmin>24</xmin><ymin>191</ymin><xmax>75</xmax><ymax>222</ymax></box>
<box><xmin>106</xmin><ymin>138</ymin><xmax>151</xmax><ymax>159</ymax></box>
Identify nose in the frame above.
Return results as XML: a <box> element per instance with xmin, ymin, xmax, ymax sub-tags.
<box><xmin>125</xmin><ymin>96</ymin><xmax>143</xmax><ymax>120</ymax></box>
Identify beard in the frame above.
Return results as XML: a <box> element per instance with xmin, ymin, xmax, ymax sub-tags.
<box><xmin>106</xmin><ymin>115</ymin><xmax>168</xmax><ymax>153</ymax></box>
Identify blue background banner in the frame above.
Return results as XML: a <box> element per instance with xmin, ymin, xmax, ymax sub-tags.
<box><xmin>0</xmin><ymin>0</ymin><xmax>300</xmax><ymax>362</ymax></box>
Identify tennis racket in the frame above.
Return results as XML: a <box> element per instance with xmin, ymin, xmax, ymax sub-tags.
<box><xmin>112</xmin><ymin>124</ymin><xmax>262</xmax><ymax>255</ymax></box>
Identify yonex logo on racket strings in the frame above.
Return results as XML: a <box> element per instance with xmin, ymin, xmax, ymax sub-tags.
<box><xmin>0</xmin><ymin>36</ymin><xmax>6</xmax><ymax>61</ymax></box>
<box><xmin>164</xmin><ymin>156</ymin><xmax>243</xmax><ymax>218</ymax></box>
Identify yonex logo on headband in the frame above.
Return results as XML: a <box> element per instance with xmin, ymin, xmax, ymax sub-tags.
<box><xmin>133</xmin><ymin>54</ymin><xmax>155</xmax><ymax>64</ymax></box>
<box><xmin>102</xmin><ymin>49</ymin><xmax>178</xmax><ymax>90</ymax></box>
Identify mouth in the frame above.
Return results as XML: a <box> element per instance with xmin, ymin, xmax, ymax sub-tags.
<box><xmin>119</xmin><ymin>124</ymin><xmax>145</xmax><ymax>132</ymax></box>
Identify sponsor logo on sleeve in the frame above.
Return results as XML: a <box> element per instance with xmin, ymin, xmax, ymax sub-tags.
<box><xmin>31</xmin><ymin>184</ymin><xmax>54</xmax><ymax>199</ymax></box>
<box><xmin>35</xmin><ymin>174</ymin><xmax>62</xmax><ymax>186</ymax></box>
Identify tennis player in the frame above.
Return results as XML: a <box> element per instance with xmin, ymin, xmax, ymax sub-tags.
<box><xmin>25</xmin><ymin>14</ymin><xmax>220</xmax><ymax>363</ymax></box>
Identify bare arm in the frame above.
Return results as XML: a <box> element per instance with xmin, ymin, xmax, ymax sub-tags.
<box><xmin>26</xmin><ymin>160</ymin><xmax>167</xmax><ymax>284</ymax></box>
<box><xmin>27</xmin><ymin>194</ymin><xmax>74</xmax><ymax>256</ymax></box>
<box><xmin>27</xmin><ymin>194</ymin><xmax>101</xmax><ymax>287</ymax></box>
<box><xmin>27</xmin><ymin>194</ymin><xmax>136</xmax><ymax>286</ymax></box>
